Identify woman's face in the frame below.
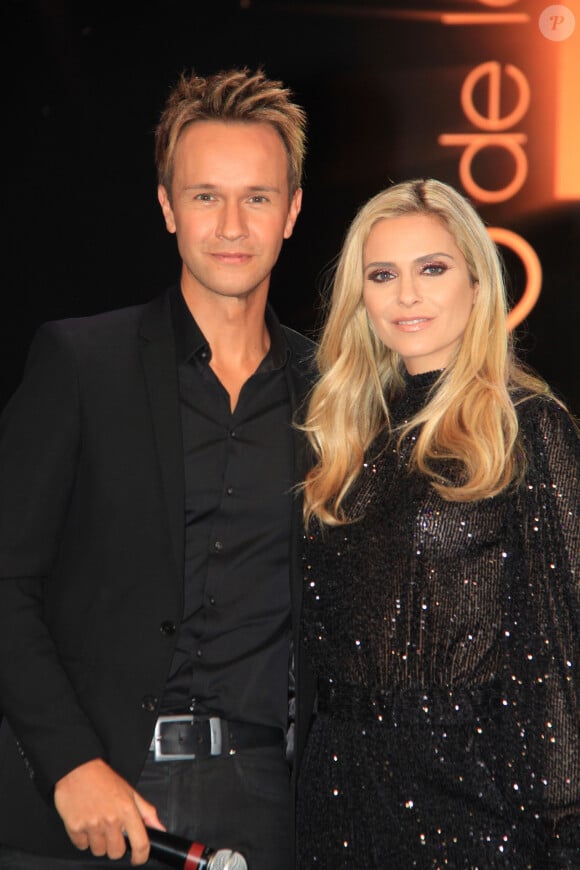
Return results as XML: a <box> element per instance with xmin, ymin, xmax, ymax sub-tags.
<box><xmin>362</xmin><ymin>213</ymin><xmax>477</xmax><ymax>374</ymax></box>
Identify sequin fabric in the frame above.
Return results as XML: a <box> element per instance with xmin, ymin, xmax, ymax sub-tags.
<box><xmin>297</xmin><ymin>371</ymin><xmax>580</xmax><ymax>869</ymax></box>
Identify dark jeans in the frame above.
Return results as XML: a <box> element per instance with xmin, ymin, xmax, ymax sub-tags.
<box><xmin>0</xmin><ymin>746</ymin><xmax>292</xmax><ymax>870</ymax></box>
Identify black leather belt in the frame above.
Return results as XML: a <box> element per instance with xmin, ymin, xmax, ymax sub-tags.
<box><xmin>149</xmin><ymin>715</ymin><xmax>284</xmax><ymax>761</ymax></box>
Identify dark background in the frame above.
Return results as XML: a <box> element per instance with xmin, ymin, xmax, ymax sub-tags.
<box><xmin>2</xmin><ymin>0</ymin><xmax>579</xmax><ymax>414</ymax></box>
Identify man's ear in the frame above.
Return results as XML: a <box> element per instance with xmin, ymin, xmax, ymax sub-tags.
<box><xmin>283</xmin><ymin>187</ymin><xmax>303</xmax><ymax>240</ymax></box>
<box><xmin>158</xmin><ymin>185</ymin><xmax>176</xmax><ymax>234</ymax></box>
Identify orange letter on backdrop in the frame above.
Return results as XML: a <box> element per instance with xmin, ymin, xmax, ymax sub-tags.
<box><xmin>461</xmin><ymin>62</ymin><xmax>530</xmax><ymax>130</ymax></box>
<box><xmin>438</xmin><ymin>133</ymin><xmax>528</xmax><ymax>203</ymax></box>
<box><xmin>478</xmin><ymin>0</ymin><xmax>519</xmax><ymax>6</ymax></box>
<box><xmin>488</xmin><ymin>227</ymin><xmax>542</xmax><ymax>330</ymax></box>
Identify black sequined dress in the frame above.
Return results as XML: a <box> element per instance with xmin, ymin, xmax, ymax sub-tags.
<box><xmin>297</xmin><ymin>371</ymin><xmax>580</xmax><ymax>869</ymax></box>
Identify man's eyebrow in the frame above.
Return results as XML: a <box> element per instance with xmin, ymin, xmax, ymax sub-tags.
<box><xmin>182</xmin><ymin>183</ymin><xmax>218</xmax><ymax>191</ymax></box>
<box><xmin>182</xmin><ymin>184</ymin><xmax>282</xmax><ymax>193</ymax></box>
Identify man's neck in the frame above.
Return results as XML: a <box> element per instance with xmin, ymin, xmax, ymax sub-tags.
<box><xmin>180</xmin><ymin>283</ymin><xmax>271</xmax><ymax>411</ymax></box>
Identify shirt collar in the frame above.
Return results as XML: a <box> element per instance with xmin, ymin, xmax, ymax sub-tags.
<box><xmin>170</xmin><ymin>285</ymin><xmax>289</xmax><ymax>371</ymax></box>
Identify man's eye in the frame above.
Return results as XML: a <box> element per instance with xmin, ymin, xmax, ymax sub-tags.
<box><xmin>248</xmin><ymin>195</ymin><xmax>268</xmax><ymax>203</ymax></box>
<box><xmin>194</xmin><ymin>193</ymin><xmax>215</xmax><ymax>201</ymax></box>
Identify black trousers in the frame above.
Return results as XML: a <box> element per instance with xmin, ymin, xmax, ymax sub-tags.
<box><xmin>0</xmin><ymin>746</ymin><xmax>292</xmax><ymax>870</ymax></box>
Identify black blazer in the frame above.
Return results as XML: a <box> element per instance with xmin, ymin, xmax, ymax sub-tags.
<box><xmin>0</xmin><ymin>288</ymin><xmax>316</xmax><ymax>857</ymax></box>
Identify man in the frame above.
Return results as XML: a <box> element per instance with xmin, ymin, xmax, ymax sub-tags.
<box><xmin>0</xmin><ymin>68</ymin><xmax>315</xmax><ymax>870</ymax></box>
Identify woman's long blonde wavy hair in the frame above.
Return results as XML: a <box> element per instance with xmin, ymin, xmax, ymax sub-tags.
<box><xmin>302</xmin><ymin>178</ymin><xmax>552</xmax><ymax>526</ymax></box>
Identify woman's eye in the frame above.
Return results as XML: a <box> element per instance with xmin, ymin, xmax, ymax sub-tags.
<box><xmin>367</xmin><ymin>269</ymin><xmax>395</xmax><ymax>283</ymax></box>
<box><xmin>422</xmin><ymin>263</ymin><xmax>447</xmax><ymax>275</ymax></box>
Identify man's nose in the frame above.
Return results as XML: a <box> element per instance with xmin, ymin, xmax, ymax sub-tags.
<box><xmin>216</xmin><ymin>201</ymin><xmax>248</xmax><ymax>240</ymax></box>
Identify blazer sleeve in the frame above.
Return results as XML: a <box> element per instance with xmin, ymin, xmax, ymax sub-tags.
<box><xmin>0</xmin><ymin>322</ymin><xmax>106</xmax><ymax>798</ymax></box>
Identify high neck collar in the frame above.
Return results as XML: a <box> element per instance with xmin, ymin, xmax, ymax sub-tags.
<box><xmin>402</xmin><ymin>368</ymin><xmax>444</xmax><ymax>391</ymax></box>
<box><xmin>391</xmin><ymin>368</ymin><xmax>443</xmax><ymax>425</ymax></box>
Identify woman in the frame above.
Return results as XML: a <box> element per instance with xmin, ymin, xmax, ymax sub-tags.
<box><xmin>296</xmin><ymin>179</ymin><xmax>579</xmax><ymax>868</ymax></box>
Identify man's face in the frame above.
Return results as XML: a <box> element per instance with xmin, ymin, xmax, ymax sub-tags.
<box><xmin>158</xmin><ymin>121</ymin><xmax>302</xmax><ymax>304</ymax></box>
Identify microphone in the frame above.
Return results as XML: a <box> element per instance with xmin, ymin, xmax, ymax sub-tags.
<box><xmin>145</xmin><ymin>827</ymin><xmax>248</xmax><ymax>870</ymax></box>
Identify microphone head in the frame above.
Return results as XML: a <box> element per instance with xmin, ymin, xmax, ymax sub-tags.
<box><xmin>208</xmin><ymin>849</ymin><xmax>248</xmax><ymax>870</ymax></box>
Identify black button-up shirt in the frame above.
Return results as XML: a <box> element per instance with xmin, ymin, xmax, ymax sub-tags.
<box><xmin>160</xmin><ymin>288</ymin><xmax>294</xmax><ymax>731</ymax></box>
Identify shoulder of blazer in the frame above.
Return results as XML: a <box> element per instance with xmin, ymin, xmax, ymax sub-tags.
<box><xmin>281</xmin><ymin>324</ymin><xmax>316</xmax><ymax>357</ymax></box>
<box><xmin>138</xmin><ymin>288</ymin><xmax>175</xmax><ymax>343</ymax></box>
<box><xmin>30</xmin><ymin>291</ymin><xmax>175</xmax><ymax>365</ymax></box>
<box><xmin>49</xmin><ymin>302</ymin><xmax>148</xmax><ymax>341</ymax></box>
<box><xmin>280</xmin><ymin>325</ymin><xmax>318</xmax><ymax>425</ymax></box>
<box><xmin>281</xmin><ymin>325</ymin><xmax>317</xmax><ymax>382</ymax></box>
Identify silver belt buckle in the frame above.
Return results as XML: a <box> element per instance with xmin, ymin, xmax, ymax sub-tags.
<box><xmin>151</xmin><ymin>714</ymin><xmax>224</xmax><ymax>761</ymax></box>
<box><xmin>152</xmin><ymin>714</ymin><xmax>195</xmax><ymax>761</ymax></box>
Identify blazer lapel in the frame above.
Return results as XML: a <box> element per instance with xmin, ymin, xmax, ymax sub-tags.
<box><xmin>285</xmin><ymin>341</ymin><xmax>316</xmax><ymax>622</ymax></box>
<box><xmin>139</xmin><ymin>290</ymin><xmax>184</xmax><ymax>579</ymax></box>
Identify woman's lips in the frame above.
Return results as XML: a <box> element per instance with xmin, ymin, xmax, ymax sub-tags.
<box><xmin>393</xmin><ymin>317</ymin><xmax>432</xmax><ymax>332</ymax></box>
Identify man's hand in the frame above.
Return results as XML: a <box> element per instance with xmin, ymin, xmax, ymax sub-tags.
<box><xmin>54</xmin><ymin>758</ymin><xmax>164</xmax><ymax>865</ymax></box>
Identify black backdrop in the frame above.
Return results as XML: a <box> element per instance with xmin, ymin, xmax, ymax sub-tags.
<box><xmin>2</xmin><ymin>0</ymin><xmax>579</xmax><ymax>414</ymax></box>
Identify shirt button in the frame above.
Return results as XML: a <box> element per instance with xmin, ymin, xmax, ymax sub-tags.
<box><xmin>159</xmin><ymin>621</ymin><xmax>176</xmax><ymax>636</ymax></box>
<box><xmin>196</xmin><ymin>649</ymin><xmax>203</xmax><ymax>658</ymax></box>
<box><xmin>209</xmin><ymin>596</ymin><xmax>216</xmax><ymax>606</ymax></box>
<box><xmin>226</xmin><ymin>487</ymin><xmax>234</xmax><ymax>496</ymax></box>
<box><xmin>213</xmin><ymin>540</ymin><xmax>223</xmax><ymax>552</ymax></box>
<box><xmin>230</xmin><ymin>430</ymin><xmax>236</xmax><ymax>438</ymax></box>
<box><xmin>141</xmin><ymin>695</ymin><xmax>158</xmax><ymax>713</ymax></box>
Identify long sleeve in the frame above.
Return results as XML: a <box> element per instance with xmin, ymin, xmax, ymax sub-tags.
<box><xmin>516</xmin><ymin>397</ymin><xmax>580</xmax><ymax>861</ymax></box>
<box><xmin>0</xmin><ymin>323</ymin><xmax>106</xmax><ymax>797</ymax></box>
